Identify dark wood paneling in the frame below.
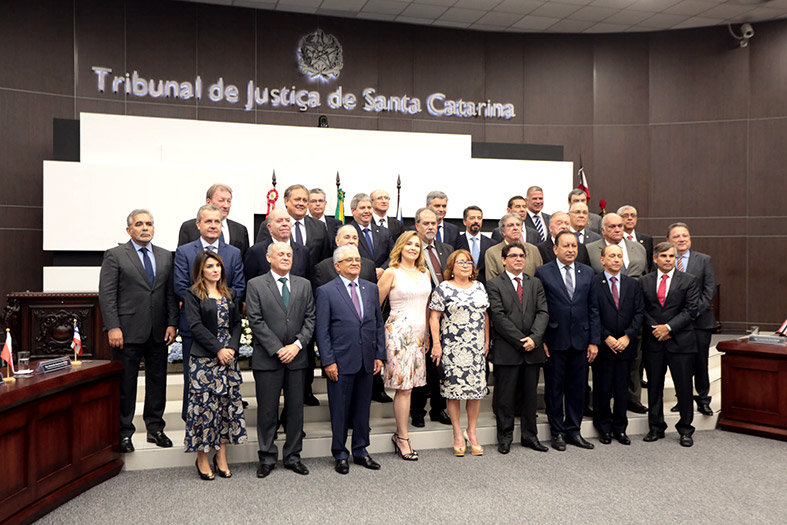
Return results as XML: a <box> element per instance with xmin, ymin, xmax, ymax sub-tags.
<box><xmin>125</xmin><ymin>102</ymin><xmax>197</xmax><ymax>120</ymax></box>
<box><xmin>749</xmin><ymin>20</ymin><xmax>787</xmax><ymax>119</ymax></box>
<box><xmin>693</xmin><ymin>236</ymin><xmax>746</xmax><ymax>327</ymax></box>
<box><xmin>197</xmin><ymin>107</ymin><xmax>256</xmax><ymax>124</ymax></box>
<box><xmin>749</xmin><ymin>118</ymin><xmax>787</xmax><ymax>217</ymax></box>
<box><xmin>0</xmin><ymin>230</ymin><xmax>46</xmax><ymax>314</ymax></box>
<box><xmin>649</xmin><ymin>122</ymin><xmax>747</xmax><ymax>218</ymax></box>
<box><xmin>376</xmin><ymin>22</ymin><xmax>415</xmax><ymax>112</ymax></box>
<box><xmin>748</xmin><ymin>217</ymin><xmax>787</xmax><ymax>237</ymax></box>
<box><xmin>649</xmin><ymin>26</ymin><xmax>749</xmax><ymax>123</ymax></box>
<box><xmin>639</xmin><ymin>217</ymin><xmax>747</xmax><ymax>239</ymax></box>
<box><xmin>593</xmin><ymin>34</ymin><xmax>649</xmax><ymax>125</ymax></box>
<box><xmin>484</xmin><ymin>33</ymin><xmax>524</xmax><ymax>125</ymax></box>
<box><xmin>0</xmin><ymin>206</ymin><xmax>43</xmax><ymax>230</ymax></box>
<box><xmin>257</xmin><ymin>109</ymin><xmax>324</xmax><ymax>127</ymax></box>
<box><xmin>484</xmin><ymin>124</ymin><xmax>524</xmax><ymax>144</ymax></box>
<box><xmin>0</xmin><ymin>0</ymin><xmax>74</xmax><ymax>95</ymax></box>
<box><xmin>748</xmin><ymin>237</ymin><xmax>787</xmax><ymax>326</ymax></box>
<box><xmin>377</xmin><ymin>118</ymin><xmax>413</xmax><ymax>132</ymax></box>
<box><xmin>592</xmin><ymin>125</ymin><xmax>650</xmax><ymax>216</ymax></box>
<box><xmin>76</xmin><ymin>98</ymin><xmax>126</xmax><ymax>117</ymax></box>
<box><xmin>412</xmin><ymin>119</ymin><xmax>485</xmax><ymax>142</ymax></box>
<box><xmin>75</xmin><ymin>0</ymin><xmax>126</xmax><ymax>100</ymax></box>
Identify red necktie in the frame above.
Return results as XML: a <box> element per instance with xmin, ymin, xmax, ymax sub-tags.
<box><xmin>657</xmin><ymin>274</ymin><xmax>668</xmax><ymax>306</ymax></box>
<box><xmin>610</xmin><ymin>276</ymin><xmax>619</xmax><ymax>309</ymax></box>
<box><xmin>514</xmin><ymin>276</ymin><xmax>523</xmax><ymax>304</ymax></box>
<box><xmin>426</xmin><ymin>245</ymin><xmax>443</xmax><ymax>283</ymax></box>
<box><xmin>627</xmin><ymin>234</ymin><xmax>634</xmax><ymax>241</ymax></box>
<box><xmin>677</xmin><ymin>255</ymin><xmax>685</xmax><ymax>272</ymax></box>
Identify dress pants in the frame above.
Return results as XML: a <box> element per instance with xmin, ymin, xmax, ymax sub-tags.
<box><xmin>644</xmin><ymin>350</ymin><xmax>695</xmax><ymax>436</ymax></box>
<box><xmin>693</xmin><ymin>329</ymin><xmax>713</xmax><ymax>405</ymax></box>
<box><xmin>494</xmin><ymin>363</ymin><xmax>541</xmax><ymax>445</ymax></box>
<box><xmin>304</xmin><ymin>339</ymin><xmax>317</xmax><ymax>398</ymax></box>
<box><xmin>410</xmin><ymin>348</ymin><xmax>446</xmax><ymax>418</ymax></box>
<box><xmin>544</xmin><ymin>348</ymin><xmax>587</xmax><ymax>437</ymax></box>
<box><xmin>326</xmin><ymin>370</ymin><xmax>373</xmax><ymax>460</ymax></box>
<box><xmin>179</xmin><ymin>335</ymin><xmax>193</xmax><ymax>421</ymax></box>
<box><xmin>112</xmin><ymin>334</ymin><xmax>167</xmax><ymax>439</ymax></box>
<box><xmin>254</xmin><ymin>368</ymin><xmax>305</xmax><ymax>466</ymax></box>
<box><xmin>592</xmin><ymin>358</ymin><xmax>630</xmax><ymax>434</ymax></box>
<box><xmin>628</xmin><ymin>332</ymin><xmax>644</xmax><ymax>404</ymax></box>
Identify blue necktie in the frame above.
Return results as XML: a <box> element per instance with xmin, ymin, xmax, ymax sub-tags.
<box><xmin>533</xmin><ymin>215</ymin><xmax>546</xmax><ymax>242</ymax></box>
<box><xmin>436</xmin><ymin>225</ymin><xmax>443</xmax><ymax>243</ymax></box>
<box><xmin>140</xmin><ymin>247</ymin><xmax>155</xmax><ymax>287</ymax></box>
<box><xmin>470</xmin><ymin>237</ymin><xmax>479</xmax><ymax>265</ymax></box>
<box><xmin>363</xmin><ymin>228</ymin><xmax>374</xmax><ymax>256</ymax></box>
<box><xmin>294</xmin><ymin>221</ymin><xmax>304</xmax><ymax>246</ymax></box>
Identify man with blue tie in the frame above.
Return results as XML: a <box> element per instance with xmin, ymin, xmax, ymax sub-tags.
<box><xmin>315</xmin><ymin>245</ymin><xmax>386</xmax><ymax>474</ymax></box>
<box><xmin>535</xmin><ymin>230</ymin><xmax>600</xmax><ymax>451</ymax></box>
<box><xmin>174</xmin><ymin>204</ymin><xmax>246</xmax><ymax>419</ymax></box>
<box><xmin>348</xmin><ymin>193</ymin><xmax>394</xmax><ymax>277</ymax></box>
<box><xmin>455</xmin><ymin>206</ymin><xmax>495</xmax><ymax>285</ymax></box>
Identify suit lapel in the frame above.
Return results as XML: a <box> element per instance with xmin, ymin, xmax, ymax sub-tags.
<box><xmin>124</xmin><ymin>241</ymin><xmax>151</xmax><ymax>287</ymax></box>
<box><xmin>265</xmin><ymin>273</ymin><xmax>287</xmax><ymax>312</ymax></box>
<box><xmin>502</xmin><ymin>274</ymin><xmax>523</xmax><ymax>314</ymax></box>
<box><xmin>599</xmin><ymin>276</ymin><xmax>617</xmax><ymax>308</ymax></box>
<box><xmin>550</xmin><ymin>261</ymin><xmax>573</xmax><ymax>302</ymax></box>
<box><xmin>334</xmin><ymin>278</ymin><xmax>361</xmax><ymax>321</ymax></box>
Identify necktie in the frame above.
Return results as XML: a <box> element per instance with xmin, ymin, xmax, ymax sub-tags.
<box><xmin>349</xmin><ymin>281</ymin><xmax>362</xmax><ymax>319</ymax></box>
<box><xmin>677</xmin><ymin>255</ymin><xmax>685</xmax><ymax>272</ymax></box>
<box><xmin>294</xmin><ymin>221</ymin><xmax>304</xmax><ymax>246</ymax></box>
<box><xmin>514</xmin><ymin>276</ymin><xmax>523</xmax><ymax>304</ymax></box>
<box><xmin>576</xmin><ymin>231</ymin><xmax>583</xmax><ymax>244</ymax></box>
<box><xmin>363</xmin><ymin>228</ymin><xmax>374</xmax><ymax>256</ymax></box>
<box><xmin>563</xmin><ymin>265</ymin><xmax>574</xmax><ymax>299</ymax></box>
<box><xmin>436</xmin><ymin>224</ymin><xmax>443</xmax><ymax>243</ymax></box>
<box><xmin>610</xmin><ymin>276</ymin><xmax>619</xmax><ymax>309</ymax></box>
<box><xmin>627</xmin><ymin>234</ymin><xmax>634</xmax><ymax>241</ymax></box>
<box><xmin>470</xmin><ymin>237</ymin><xmax>479</xmax><ymax>265</ymax></box>
<box><xmin>206</xmin><ymin>245</ymin><xmax>217</xmax><ymax>252</ymax></box>
<box><xmin>658</xmin><ymin>274</ymin><xmax>668</xmax><ymax>306</ymax></box>
<box><xmin>533</xmin><ymin>215</ymin><xmax>546</xmax><ymax>242</ymax></box>
<box><xmin>140</xmin><ymin>247</ymin><xmax>155</xmax><ymax>286</ymax></box>
<box><xmin>426</xmin><ymin>245</ymin><xmax>444</xmax><ymax>283</ymax></box>
<box><xmin>379</xmin><ymin>218</ymin><xmax>385</xmax><ymax>228</ymax></box>
<box><xmin>278</xmin><ymin>277</ymin><xmax>290</xmax><ymax>309</ymax></box>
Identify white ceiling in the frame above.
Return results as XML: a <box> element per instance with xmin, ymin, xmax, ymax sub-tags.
<box><xmin>182</xmin><ymin>0</ymin><xmax>787</xmax><ymax>33</ymax></box>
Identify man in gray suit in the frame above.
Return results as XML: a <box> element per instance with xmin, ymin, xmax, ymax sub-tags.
<box><xmin>246</xmin><ymin>242</ymin><xmax>315</xmax><ymax>478</ymax></box>
<box><xmin>569</xmin><ymin>202</ymin><xmax>602</xmax><ymax>245</ymax></box>
<box><xmin>98</xmin><ymin>209</ymin><xmax>178</xmax><ymax>453</ymax></box>
<box><xmin>568</xmin><ymin>188</ymin><xmax>602</xmax><ymax>234</ymax></box>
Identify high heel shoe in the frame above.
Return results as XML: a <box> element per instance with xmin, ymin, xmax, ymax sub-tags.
<box><xmin>453</xmin><ymin>439</ymin><xmax>466</xmax><ymax>457</ymax></box>
<box><xmin>213</xmin><ymin>455</ymin><xmax>232</xmax><ymax>478</ymax></box>
<box><xmin>195</xmin><ymin>458</ymin><xmax>214</xmax><ymax>481</ymax></box>
<box><xmin>392</xmin><ymin>433</ymin><xmax>419</xmax><ymax>461</ymax></box>
<box><xmin>470</xmin><ymin>444</ymin><xmax>484</xmax><ymax>456</ymax></box>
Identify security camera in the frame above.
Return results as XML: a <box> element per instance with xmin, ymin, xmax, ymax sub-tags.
<box><xmin>728</xmin><ymin>23</ymin><xmax>754</xmax><ymax>48</ymax></box>
<box><xmin>741</xmin><ymin>23</ymin><xmax>754</xmax><ymax>39</ymax></box>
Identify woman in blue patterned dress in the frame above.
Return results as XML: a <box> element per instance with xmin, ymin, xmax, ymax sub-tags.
<box><xmin>184</xmin><ymin>250</ymin><xmax>247</xmax><ymax>480</ymax></box>
<box><xmin>429</xmin><ymin>249</ymin><xmax>490</xmax><ymax>457</ymax></box>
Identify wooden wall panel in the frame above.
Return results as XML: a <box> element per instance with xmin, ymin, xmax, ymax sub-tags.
<box><xmin>749</xmin><ymin>21</ymin><xmax>787</xmax><ymax>119</ymax></box>
<box><xmin>521</xmin><ymin>125</ymin><xmax>593</xmax><ymax>194</ymax></box>
<box><xmin>593</xmin><ymin>34</ymin><xmax>649</xmax><ymax>125</ymax></box>
<box><xmin>592</xmin><ymin>125</ymin><xmax>650</xmax><ymax>217</ymax></box>
<box><xmin>484</xmin><ymin>33</ymin><xmax>525</xmax><ymax>125</ymax></box>
<box><xmin>748</xmin><ymin>237</ymin><xmax>787</xmax><ymax>326</ymax></box>
<box><xmin>75</xmin><ymin>0</ymin><xmax>126</xmax><ymax>100</ymax></box>
<box><xmin>376</xmin><ymin>23</ymin><xmax>415</xmax><ymax>102</ymax></box>
<box><xmin>748</xmin><ymin>118</ymin><xmax>787</xmax><ymax>217</ymax></box>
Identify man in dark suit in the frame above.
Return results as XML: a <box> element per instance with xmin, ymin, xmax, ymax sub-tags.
<box><xmin>426</xmin><ymin>190</ymin><xmax>459</xmax><ymax>249</ymax></box>
<box><xmin>569</xmin><ymin>188</ymin><xmax>602</xmax><ymax>234</ymax></box>
<box><xmin>668</xmin><ymin>222</ymin><xmax>717</xmax><ymax>416</ymax></box>
<box><xmin>491</xmin><ymin>195</ymin><xmax>541</xmax><ymax>245</ymax></box>
<box><xmin>256</xmin><ymin>184</ymin><xmax>331</xmax><ymax>268</ymax></box>
<box><xmin>98</xmin><ymin>209</ymin><xmax>178</xmax><ymax>453</ymax></box>
<box><xmin>619</xmin><ymin>205</ymin><xmax>653</xmax><ymax>272</ymax></box>
<box><xmin>569</xmin><ymin>202</ymin><xmax>602</xmax><ymax>245</ymax></box>
<box><xmin>641</xmin><ymin>241</ymin><xmax>700</xmax><ymax>447</ymax></box>
<box><xmin>524</xmin><ymin>185</ymin><xmax>551</xmax><ymax>244</ymax></box>
<box><xmin>174</xmin><ymin>204</ymin><xmax>246</xmax><ymax>420</ymax></box>
<box><xmin>454</xmin><ymin>205</ymin><xmax>495</xmax><ymax>285</ymax></box>
<box><xmin>177</xmin><ymin>183</ymin><xmax>250</xmax><ymax>257</ymax></box>
<box><xmin>349</xmin><ymin>192</ymin><xmax>394</xmax><ymax>273</ymax></box>
<box><xmin>538</xmin><ymin>212</ymin><xmax>591</xmax><ymax>267</ymax></box>
<box><xmin>535</xmin><ymin>231</ymin><xmax>600</xmax><ymax>451</ymax></box>
<box><xmin>308</xmin><ymin>188</ymin><xmax>342</xmax><ymax>248</ymax></box>
<box><xmin>246</xmin><ymin>242</ymin><xmax>315</xmax><ymax>478</ymax></box>
<box><xmin>487</xmin><ymin>242</ymin><xmax>550</xmax><ymax>454</ymax></box>
<box><xmin>410</xmin><ymin>207</ymin><xmax>452</xmax><ymax>426</ymax></box>
<box><xmin>315</xmin><ymin>245</ymin><xmax>386</xmax><ymax>474</ymax></box>
<box><xmin>592</xmin><ymin>245</ymin><xmax>644</xmax><ymax>446</ymax></box>
<box><xmin>371</xmin><ymin>189</ymin><xmax>404</xmax><ymax>241</ymax></box>
<box><xmin>244</xmin><ymin>208</ymin><xmax>310</xmax><ymax>281</ymax></box>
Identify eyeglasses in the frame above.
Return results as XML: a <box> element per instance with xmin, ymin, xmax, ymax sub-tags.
<box><xmin>505</xmin><ymin>254</ymin><xmax>526</xmax><ymax>259</ymax></box>
<box><xmin>339</xmin><ymin>257</ymin><xmax>362</xmax><ymax>264</ymax></box>
<box><xmin>455</xmin><ymin>260</ymin><xmax>474</xmax><ymax>267</ymax></box>
<box><xmin>569</xmin><ymin>210</ymin><xmax>589</xmax><ymax>215</ymax></box>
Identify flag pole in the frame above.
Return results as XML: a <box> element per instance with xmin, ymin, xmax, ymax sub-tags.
<box><xmin>3</xmin><ymin>328</ymin><xmax>15</xmax><ymax>383</ymax></box>
<box><xmin>396</xmin><ymin>174</ymin><xmax>402</xmax><ymax>220</ymax></box>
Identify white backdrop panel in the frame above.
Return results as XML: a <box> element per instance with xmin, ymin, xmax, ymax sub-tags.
<box><xmin>43</xmin><ymin>267</ymin><xmax>101</xmax><ymax>292</ymax></box>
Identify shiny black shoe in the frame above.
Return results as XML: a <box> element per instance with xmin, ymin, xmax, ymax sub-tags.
<box><xmin>680</xmin><ymin>434</ymin><xmax>694</xmax><ymax>447</ymax></box>
<box><xmin>372</xmin><ymin>391</ymin><xmax>393</xmax><ymax>403</ymax></box>
<box><xmin>430</xmin><ymin>410</ymin><xmax>452</xmax><ymax>425</ymax></box>
<box><xmin>670</xmin><ymin>404</ymin><xmax>680</xmax><ymax>413</ymax></box>
<box><xmin>285</xmin><ymin>461</ymin><xmax>310</xmax><ymax>475</ymax></box>
<box><xmin>304</xmin><ymin>393</ymin><xmax>320</xmax><ymax>406</ymax></box>
<box><xmin>698</xmin><ymin>404</ymin><xmax>713</xmax><ymax>416</ymax></box>
<box><xmin>213</xmin><ymin>455</ymin><xmax>232</xmax><ymax>478</ymax></box>
<box><xmin>643</xmin><ymin>430</ymin><xmax>665</xmax><ymax>442</ymax></box>
<box><xmin>497</xmin><ymin>443</ymin><xmax>511</xmax><ymax>455</ymax></box>
<box><xmin>196</xmin><ymin>459</ymin><xmax>215</xmax><ymax>481</ymax></box>
<box><xmin>613</xmin><ymin>432</ymin><xmax>631</xmax><ymax>445</ymax></box>
<box><xmin>334</xmin><ymin>459</ymin><xmax>349</xmax><ymax>474</ymax></box>
<box><xmin>521</xmin><ymin>438</ymin><xmax>549</xmax><ymax>452</ymax></box>
<box><xmin>551</xmin><ymin>434</ymin><xmax>566</xmax><ymax>451</ymax></box>
<box><xmin>146</xmin><ymin>431</ymin><xmax>173</xmax><ymax>448</ymax></box>
<box><xmin>242</xmin><ymin>400</ymin><xmax>249</xmax><ymax>408</ymax></box>
<box><xmin>353</xmin><ymin>455</ymin><xmax>381</xmax><ymax>470</ymax></box>
<box><xmin>257</xmin><ymin>463</ymin><xmax>274</xmax><ymax>478</ymax></box>
<box><xmin>566</xmin><ymin>434</ymin><xmax>595</xmax><ymax>449</ymax></box>
<box><xmin>628</xmin><ymin>401</ymin><xmax>648</xmax><ymax>414</ymax></box>
<box><xmin>599</xmin><ymin>433</ymin><xmax>612</xmax><ymax>445</ymax></box>
<box><xmin>411</xmin><ymin>414</ymin><xmax>425</xmax><ymax>428</ymax></box>
<box><xmin>120</xmin><ymin>437</ymin><xmax>134</xmax><ymax>453</ymax></box>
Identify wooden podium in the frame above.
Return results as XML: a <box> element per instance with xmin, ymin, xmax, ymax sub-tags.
<box><xmin>0</xmin><ymin>360</ymin><xmax>124</xmax><ymax>524</ymax></box>
<box><xmin>717</xmin><ymin>339</ymin><xmax>787</xmax><ymax>441</ymax></box>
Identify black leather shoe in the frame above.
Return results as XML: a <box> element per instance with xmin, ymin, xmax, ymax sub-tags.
<box><xmin>698</xmin><ymin>404</ymin><xmax>713</xmax><ymax>416</ymax></box>
<box><xmin>242</xmin><ymin>400</ymin><xmax>249</xmax><ymax>408</ymax></box>
<box><xmin>372</xmin><ymin>391</ymin><xmax>393</xmax><ymax>403</ymax></box>
<box><xmin>304</xmin><ymin>393</ymin><xmax>320</xmax><ymax>406</ymax></box>
<box><xmin>285</xmin><ymin>461</ymin><xmax>310</xmax><ymax>475</ymax></box>
<box><xmin>641</xmin><ymin>379</ymin><xmax>648</xmax><ymax>389</ymax></box>
<box><xmin>584</xmin><ymin>406</ymin><xmax>594</xmax><ymax>418</ymax></box>
<box><xmin>257</xmin><ymin>463</ymin><xmax>275</xmax><ymax>478</ymax></box>
<box><xmin>430</xmin><ymin>410</ymin><xmax>452</xmax><ymax>425</ymax></box>
<box><xmin>498</xmin><ymin>443</ymin><xmax>510</xmax><ymax>455</ymax></box>
<box><xmin>643</xmin><ymin>430</ymin><xmax>665</xmax><ymax>442</ymax></box>
<box><xmin>551</xmin><ymin>434</ymin><xmax>566</xmax><ymax>451</ymax></box>
<box><xmin>567</xmin><ymin>434</ymin><xmax>594</xmax><ymax>449</ymax></box>
<box><xmin>146</xmin><ymin>431</ymin><xmax>172</xmax><ymax>448</ymax></box>
<box><xmin>670</xmin><ymin>404</ymin><xmax>679</xmax><ymax>413</ymax></box>
<box><xmin>599</xmin><ymin>433</ymin><xmax>612</xmax><ymax>445</ymax></box>
<box><xmin>680</xmin><ymin>434</ymin><xmax>694</xmax><ymax>447</ymax></box>
<box><xmin>628</xmin><ymin>401</ymin><xmax>648</xmax><ymax>414</ymax></box>
<box><xmin>120</xmin><ymin>437</ymin><xmax>134</xmax><ymax>453</ymax></box>
<box><xmin>522</xmin><ymin>438</ymin><xmax>549</xmax><ymax>452</ymax></box>
<box><xmin>353</xmin><ymin>455</ymin><xmax>381</xmax><ymax>470</ymax></box>
<box><xmin>411</xmin><ymin>414</ymin><xmax>425</xmax><ymax>428</ymax></box>
<box><xmin>613</xmin><ymin>432</ymin><xmax>631</xmax><ymax>445</ymax></box>
<box><xmin>334</xmin><ymin>459</ymin><xmax>349</xmax><ymax>474</ymax></box>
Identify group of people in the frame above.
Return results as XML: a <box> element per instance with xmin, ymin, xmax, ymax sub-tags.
<box><xmin>98</xmin><ymin>181</ymin><xmax>717</xmax><ymax>480</ymax></box>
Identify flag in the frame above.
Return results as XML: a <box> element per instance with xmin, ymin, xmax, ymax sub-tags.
<box><xmin>577</xmin><ymin>158</ymin><xmax>590</xmax><ymax>200</ymax></box>
<box><xmin>72</xmin><ymin>320</ymin><xmax>83</xmax><ymax>356</ymax></box>
<box><xmin>335</xmin><ymin>188</ymin><xmax>345</xmax><ymax>224</ymax></box>
<box><xmin>1</xmin><ymin>331</ymin><xmax>12</xmax><ymax>368</ymax></box>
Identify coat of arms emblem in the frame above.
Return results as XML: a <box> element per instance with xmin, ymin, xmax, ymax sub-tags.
<box><xmin>298</xmin><ymin>29</ymin><xmax>343</xmax><ymax>81</ymax></box>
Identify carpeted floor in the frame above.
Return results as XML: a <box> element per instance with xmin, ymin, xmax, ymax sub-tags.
<box><xmin>36</xmin><ymin>430</ymin><xmax>786</xmax><ymax>524</ymax></box>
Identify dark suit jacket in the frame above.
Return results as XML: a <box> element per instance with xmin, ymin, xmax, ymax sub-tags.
<box><xmin>315</xmin><ymin>277</ymin><xmax>386</xmax><ymax>375</ymax></box>
<box><xmin>374</xmin><ymin>215</ymin><xmax>404</xmax><ymax>241</ymax></box>
<box><xmin>575</xmin><ymin>229</ymin><xmax>602</xmax><ymax>245</ymax></box>
<box><xmin>537</xmin><ymin>237</ymin><xmax>591</xmax><ymax>267</ymax></box>
<box><xmin>525</xmin><ymin>212</ymin><xmax>551</xmax><ymax>241</ymax></box>
<box><xmin>244</xmin><ymin>239</ymin><xmax>310</xmax><ymax>281</ymax></box>
<box><xmin>245</xmin><ymin>272</ymin><xmax>315</xmax><ymax>371</ymax></box>
<box><xmin>491</xmin><ymin>225</ymin><xmax>540</xmax><ymax>246</ymax></box>
<box><xmin>178</xmin><ymin>218</ymin><xmax>250</xmax><ymax>258</ymax></box>
<box><xmin>311</xmin><ymin>256</ymin><xmax>377</xmax><ymax>291</ymax></box>
<box><xmin>256</xmin><ymin>215</ymin><xmax>331</xmax><ymax>268</ymax></box>
<box><xmin>683</xmin><ymin>251</ymin><xmax>717</xmax><ymax>331</ymax></box>
<box><xmin>184</xmin><ymin>288</ymin><xmax>242</xmax><ymax>358</ymax></box>
<box><xmin>594</xmin><ymin>272</ymin><xmax>644</xmax><ymax>360</ymax></box>
<box><xmin>641</xmin><ymin>270</ymin><xmax>699</xmax><ymax>354</ymax></box>
<box><xmin>98</xmin><ymin>241</ymin><xmax>179</xmax><ymax>344</ymax></box>
<box><xmin>455</xmin><ymin>233</ymin><xmax>496</xmax><ymax>285</ymax></box>
<box><xmin>630</xmin><ymin>232</ymin><xmax>654</xmax><ymax>272</ymax></box>
<box><xmin>437</xmin><ymin>221</ymin><xmax>460</xmax><ymax>250</ymax></box>
<box><xmin>535</xmin><ymin>260</ymin><xmax>600</xmax><ymax>351</ymax></box>
<box><xmin>350</xmin><ymin>220</ymin><xmax>394</xmax><ymax>268</ymax></box>
<box><xmin>487</xmin><ymin>272</ymin><xmax>549</xmax><ymax>366</ymax></box>
<box><xmin>422</xmin><ymin>240</ymin><xmax>452</xmax><ymax>288</ymax></box>
<box><xmin>314</xmin><ymin>215</ymin><xmax>343</xmax><ymax>249</ymax></box>
<box><xmin>174</xmin><ymin>239</ymin><xmax>246</xmax><ymax>336</ymax></box>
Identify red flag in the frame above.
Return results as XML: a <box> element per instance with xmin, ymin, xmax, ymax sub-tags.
<box><xmin>1</xmin><ymin>331</ymin><xmax>12</xmax><ymax>366</ymax></box>
<box><xmin>577</xmin><ymin>164</ymin><xmax>590</xmax><ymax>201</ymax></box>
<box><xmin>72</xmin><ymin>320</ymin><xmax>83</xmax><ymax>356</ymax></box>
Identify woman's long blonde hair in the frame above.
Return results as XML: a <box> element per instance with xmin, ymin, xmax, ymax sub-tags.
<box><xmin>388</xmin><ymin>230</ymin><xmax>427</xmax><ymax>272</ymax></box>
